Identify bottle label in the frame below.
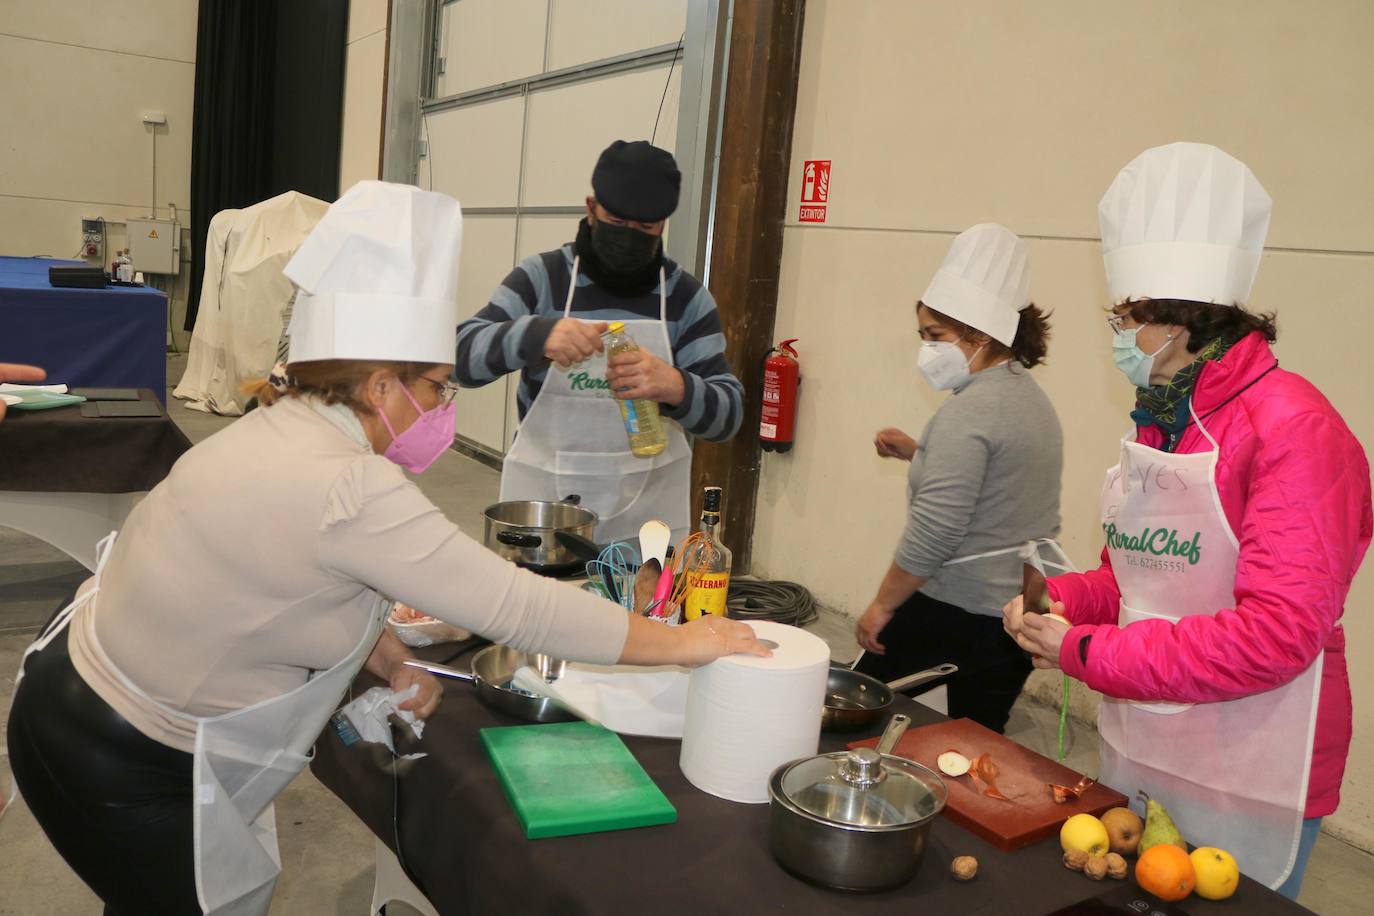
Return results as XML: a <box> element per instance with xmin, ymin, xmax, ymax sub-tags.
<box><xmin>684</xmin><ymin>572</ymin><xmax>729</xmax><ymax>620</ymax></box>
<box><xmin>622</xmin><ymin>399</ymin><xmax>640</xmax><ymax>435</ymax></box>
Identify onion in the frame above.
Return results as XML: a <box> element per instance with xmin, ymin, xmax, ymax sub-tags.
<box><xmin>937</xmin><ymin>750</ymin><xmax>972</xmax><ymax>777</ymax></box>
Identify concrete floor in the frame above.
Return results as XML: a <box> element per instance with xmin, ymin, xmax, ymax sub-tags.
<box><xmin>1</xmin><ymin>355</ymin><xmax>1368</xmax><ymax>914</ymax></box>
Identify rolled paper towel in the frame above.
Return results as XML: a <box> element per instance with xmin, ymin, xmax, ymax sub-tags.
<box><xmin>679</xmin><ymin>620</ymin><xmax>830</xmax><ymax>803</ymax></box>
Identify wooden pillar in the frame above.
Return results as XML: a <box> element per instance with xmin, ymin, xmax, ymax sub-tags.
<box><xmin>691</xmin><ymin>0</ymin><xmax>807</xmax><ymax>573</ymax></box>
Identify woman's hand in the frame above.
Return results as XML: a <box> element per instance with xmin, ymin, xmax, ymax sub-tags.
<box><xmin>365</xmin><ymin>628</ymin><xmax>442</xmax><ymax>719</ymax></box>
<box><xmin>1002</xmin><ymin>594</ymin><xmax>1025</xmax><ymax>639</ymax></box>
<box><xmin>389</xmin><ymin>664</ymin><xmax>443</xmax><ymax>719</ymax></box>
<box><xmin>874</xmin><ymin>427</ymin><xmax>917</xmax><ymax>461</ymax></box>
<box><xmin>1012</xmin><ymin>603</ymin><xmax>1071</xmax><ymax>670</ymax></box>
<box><xmin>675</xmin><ymin>615</ymin><xmax>773</xmax><ymax>666</ymax></box>
<box><xmin>0</xmin><ymin>363</ymin><xmax>45</xmax><ymax>422</ymax></box>
<box><xmin>855</xmin><ymin>602</ymin><xmax>895</xmax><ymax>654</ymax></box>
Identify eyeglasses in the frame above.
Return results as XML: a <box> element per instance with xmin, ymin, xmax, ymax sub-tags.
<box><xmin>1106</xmin><ymin>313</ymin><xmax>1130</xmax><ymax>334</ymax></box>
<box><xmin>419</xmin><ymin>377</ymin><xmax>461</xmax><ymax>405</ymax></box>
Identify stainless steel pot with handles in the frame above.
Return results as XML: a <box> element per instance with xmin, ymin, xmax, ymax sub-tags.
<box><xmin>767</xmin><ymin>714</ymin><xmax>948</xmax><ymax>892</ymax></box>
<box><xmin>482</xmin><ymin>496</ymin><xmax>602</xmax><ymax>574</ymax></box>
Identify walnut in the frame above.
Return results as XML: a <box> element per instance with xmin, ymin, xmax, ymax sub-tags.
<box><xmin>951</xmin><ymin>856</ymin><xmax>978</xmax><ymax>881</ymax></box>
<box><xmin>1105</xmin><ymin>853</ymin><xmax>1128</xmax><ymax>879</ymax></box>
<box><xmin>1063</xmin><ymin>849</ymin><xmax>1090</xmax><ymax>871</ymax></box>
<box><xmin>1084</xmin><ymin>855</ymin><xmax>1109</xmax><ymax>881</ymax></box>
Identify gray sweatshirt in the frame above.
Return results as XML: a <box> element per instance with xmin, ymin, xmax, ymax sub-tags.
<box><xmin>896</xmin><ymin>363</ymin><xmax>1064</xmax><ymax>616</ymax></box>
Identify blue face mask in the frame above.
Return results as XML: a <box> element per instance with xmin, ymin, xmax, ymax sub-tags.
<box><xmin>1112</xmin><ymin>328</ymin><xmax>1175</xmax><ymax>388</ymax></box>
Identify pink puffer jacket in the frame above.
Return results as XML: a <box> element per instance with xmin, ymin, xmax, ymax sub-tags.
<box><xmin>1049</xmin><ymin>332</ymin><xmax>1370</xmax><ymax>817</ymax></box>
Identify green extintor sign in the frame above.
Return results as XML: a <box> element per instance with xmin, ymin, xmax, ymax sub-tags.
<box><xmin>568</xmin><ymin>372</ymin><xmax>611</xmax><ymax>393</ymax></box>
<box><xmin>1102</xmin><ymin>524</ymin><xmax>1203</xmax><ymax>565</ymax></box>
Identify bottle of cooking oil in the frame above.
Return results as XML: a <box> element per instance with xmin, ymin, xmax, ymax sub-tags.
<box><xmin>606</xmin><ymin>321</ymin><xmax>667</xmax><ymax>457</ymax></box>
<box><xmin>684</xmin><ymin>486</ymin><xmax>732</xmax><ymax>620</ymax></box>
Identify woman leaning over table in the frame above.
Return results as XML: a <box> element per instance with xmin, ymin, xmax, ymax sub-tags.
<box><xmin>6</xmin><ymin>182</ymin><xmax>765</xmax><ymax>916</ymax></box>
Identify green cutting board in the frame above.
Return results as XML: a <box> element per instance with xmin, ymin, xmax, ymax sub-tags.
<box><xmin>8</xmin><ymin>391</ymin><xmax>85</xmax><ymax>410</ymax></box>
<box><xmin>480</xmin><ymin>722</ymin><xmax>677</xmax><ymax>839</ymax></box>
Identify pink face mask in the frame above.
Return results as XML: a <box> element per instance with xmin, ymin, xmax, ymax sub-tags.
<box><xmin>377</xmin><ymin>381</ymin><xmax>457</xmax><ymax>474</ymax></box>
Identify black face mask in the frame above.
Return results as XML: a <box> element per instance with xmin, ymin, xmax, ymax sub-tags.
<box><xmin>590</xmin><ymin>220</ymin><xmax>662</xmax><ymax>275</ymax></box>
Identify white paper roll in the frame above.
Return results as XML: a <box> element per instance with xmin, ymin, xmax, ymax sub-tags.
<box><xmin>679</xmin><ymin>620</ymin><xmax>830</xmax><ymax>803</ymax></box>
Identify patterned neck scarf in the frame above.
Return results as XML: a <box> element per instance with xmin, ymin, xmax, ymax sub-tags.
<box><xmin>1130</xmin><ymin>336</ymin><xmax>1234</xmax><ymax>444</ymax></box>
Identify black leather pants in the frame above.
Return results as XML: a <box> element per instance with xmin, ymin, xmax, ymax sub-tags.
<box><xmin>7</xmin><ymin>624</ymin><xmax>201</xmax><ymax>915</ymax></box>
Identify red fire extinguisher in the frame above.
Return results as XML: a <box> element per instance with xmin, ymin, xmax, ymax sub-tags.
<box><xmin>760</xmin><ymin>339</ymin><xmax>800</xmax><ymax>453</ymax></box>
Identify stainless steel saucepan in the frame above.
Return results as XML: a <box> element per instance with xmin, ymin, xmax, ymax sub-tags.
<box><xmin>404</xmin><ymin>645</ymin><xmax>576</xmax><ymax>723</ymax></box>
<box><xmin>482</xmin><ymin>497</ymin><xmax>603</xmax><ymax>575</ymax></box>
<box><xmin>768</xmin><ymin>714</ymin><xmax>949</xmax><ymax>892</ymax></box>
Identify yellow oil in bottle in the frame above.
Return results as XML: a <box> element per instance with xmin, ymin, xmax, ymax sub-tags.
<box><xmin>606</xmin><ymin>322</ymin><xmax>667</xmax><ymax>457</ymax></box>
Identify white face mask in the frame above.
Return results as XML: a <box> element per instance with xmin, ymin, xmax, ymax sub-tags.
<box><xmin>1112</xmin><ymin>328</ymin><xmax>1175</xmax><ymax>389</ymax></box>
<box><xmin>917</xmin><ymin>339</ymin><xmax>983</xmax><ymax>391</ymax></box>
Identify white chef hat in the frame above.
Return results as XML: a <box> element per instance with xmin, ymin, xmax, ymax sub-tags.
<box><xmin>921</xmin><ymin>223</ymin><xmax>1030</xmax><ymax>347</ymax></box>
<box><xmin>285</xmin><ymin>181</ymin><xmax>462</xmax><ymax>364</ymax></box>
<box><xmin>1099</xmin><ymin>142</ymin><xmax>1271</xmax><ymax>306</ymax></box>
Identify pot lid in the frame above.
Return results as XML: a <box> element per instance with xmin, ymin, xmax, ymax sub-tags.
<box><xmin>776</xmin><ymin>749</ymin><xmax>946</xmax><ymax>828</ymax></box>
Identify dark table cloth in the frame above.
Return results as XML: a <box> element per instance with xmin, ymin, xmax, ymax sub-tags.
<box><xmin>311</xmin><ymin>640</ymin><xmax>1311</xmax><ymax>916</ymax></box>
<box><xmin>0</xmin><ymin>389</ymin><xmax>189</xmax><ymax>492</ymax></box>
<box><xmin>0</xmin><ymin>256</ymin><xmax>169</xmax><ymax>404</ymax></box>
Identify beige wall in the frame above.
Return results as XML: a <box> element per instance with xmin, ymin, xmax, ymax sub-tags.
<box><xmin>757</xmin><ymin>0</ymin><xmax>1374</xmax><ymax>850</ymax></box>
<box><xmin>0</xmin><ymin>2</ymin><xmax>197</xmax><ymax>347</ymax></box>
<box><xmin>339</xmin><ymin>0</ymin><xmax>389</xmax><ymax>191</ymax></box>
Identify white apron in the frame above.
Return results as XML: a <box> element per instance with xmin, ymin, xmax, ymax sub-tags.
<box><xmin>1097</xmin><ymin>412</ymin><xmax>1321</xmax><ymax>889</ymax></box>
<box><xmin>15</xmin><ymin>532</ymin><xmax>386</xmax><ymax>915</ymax></box>
<box><xmin>500</xmin><ymin>257</ymin><xmax>693</xmax><ymax>545</ymax></box>
<box><xmin>942</xmin><ymin>537</ymin><xmax>1073</xmax><ymax>576</ymax></box>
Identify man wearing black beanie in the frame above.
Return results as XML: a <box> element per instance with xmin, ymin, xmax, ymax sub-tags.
<box><xmin>455</xmin><ymin>140</ymin><xmax>742</xmax><ymax>544</ymax></box>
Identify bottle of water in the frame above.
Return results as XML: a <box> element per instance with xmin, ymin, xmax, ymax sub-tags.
<box><xmin>606</xmin><ymin>321</ymin><xmax>667</xmax><ymax>457</ymax></box>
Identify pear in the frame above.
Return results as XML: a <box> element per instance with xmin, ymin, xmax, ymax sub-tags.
<box><xmin>1101</xmin><ymin>806</ymin><xmax>1144</xmax><ymax>856</ymax></box>
<box><xmin>1137</xmin><ymin>791</ymin><xmax>1187</xmax><ymax>854</ymax></box>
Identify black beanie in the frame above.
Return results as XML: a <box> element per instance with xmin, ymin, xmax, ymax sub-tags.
<box><xmin>590</xmin><ymin>140</ymin><xmax>681</xmax><ymax>222</ymax></box>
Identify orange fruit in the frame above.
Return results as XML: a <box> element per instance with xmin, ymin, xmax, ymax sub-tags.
<box><xmin>1135</xmin><ymin>844</ymin><xmax>1196</xmax><ymax>901</ymax></box>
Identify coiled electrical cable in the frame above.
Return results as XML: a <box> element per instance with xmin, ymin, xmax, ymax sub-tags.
<box><xmin>725</xmin><ymin>579</ymin><xmax>818</xmax><ymax>628</ymax></box>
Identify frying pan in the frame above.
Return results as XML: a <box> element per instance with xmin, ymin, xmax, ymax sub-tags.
<box><xmin>822</xmin><ymin>663</ymin><xmax>959</xmax><ymax>732</ymax></box>
<box><xmin>404</xmin><ymin>644</ymin><xmax>577</xmax><ymax>723</ymax></box>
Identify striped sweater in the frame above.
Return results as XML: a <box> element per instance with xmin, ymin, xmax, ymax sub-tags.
<box><xmin>454</xmin><ymin>240</ymin><xmax>743</xmax><ymax>442</ymax></box>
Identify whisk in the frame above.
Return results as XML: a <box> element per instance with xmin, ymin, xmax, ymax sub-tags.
<box><xmin>585</xmin><ymin>542</ymin><xmax>641</xmax><ymax>611</ymax></box>
<box><xmin>666</xmin><ymin>531</ymin><xmax>723</xmax><ymax>612</ymax></box>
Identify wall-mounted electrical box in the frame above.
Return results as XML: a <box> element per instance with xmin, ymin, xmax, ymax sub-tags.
<box><xmin>81</xmin><ymin>218</ymin><xmax>105</xmax><ymax>259</ymax></box>
<box><xmin>127</xmin><ymin>218</ymin><xmax>180</xmax><ymax>275</ymax></box>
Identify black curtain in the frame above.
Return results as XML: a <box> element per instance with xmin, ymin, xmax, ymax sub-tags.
<box><xmin>186</xmin><ymin>0</ymin><xmax>351</xmax><ymax>330</ymax></box>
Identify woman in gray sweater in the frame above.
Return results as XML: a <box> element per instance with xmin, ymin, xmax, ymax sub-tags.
<box><xmin>855</xmin><ymin>224</ymin><xmax>1064</xmax><ymax>734</ymax></box>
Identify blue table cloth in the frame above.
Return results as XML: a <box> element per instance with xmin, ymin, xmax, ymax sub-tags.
<box><xmin>0</xmin><ymin>256</ymin><xmax>168</xmax><ymax>403</ymax></box>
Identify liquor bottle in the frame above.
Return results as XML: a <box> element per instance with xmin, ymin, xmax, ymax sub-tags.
<box><xmin>683</xmin><ymin>486</ymin><xmax>732</xmax><ymax>620</ymax></box>
<box><xmin>605</xmin><ymin>321</ymin><xmax>667</xmax><ymax>457</ymax></box>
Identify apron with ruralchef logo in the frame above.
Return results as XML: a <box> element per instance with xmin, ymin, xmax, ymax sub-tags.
<box><xmin>500</xmin><ymin>256</ymin><xmax>692</xmax><ymax>545</ymax></box>
<box><xmin>15</xmin><ymin>532</ymin><xmax>386</xmax><ymax>915</ymax></box>
<box><xmin>1097</xmin><ymin>410</ymin><xmax>1321</xmax><ymax>889</ymax></box>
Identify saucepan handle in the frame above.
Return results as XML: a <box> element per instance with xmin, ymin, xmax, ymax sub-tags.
<box><xmin>875</xmin><ymin>713</ymin><xmax>912</xmax><ymax>755</ymax></box>
<box><xmin>885</xmin><ymin>663</ymin><xmax>958</xmax><ymax>693</ymax></box>
<box><xmin>403</xmin><ymin>659</ymin><xmax>477</xmax><ymax>684</ymax></box>
<box><xmin>496</xmin><ymin>531</ymin><xmax>542</xmax><ymax>548</ymax></box>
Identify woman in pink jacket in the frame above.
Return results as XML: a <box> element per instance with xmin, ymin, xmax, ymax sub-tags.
<box><xmin>1006</xmin><ymin>143</ymin><xmax>1370</xmax><ymax>899</ymax></box>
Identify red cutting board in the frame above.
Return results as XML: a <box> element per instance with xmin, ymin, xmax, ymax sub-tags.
<box><xmin>851</xmin><ymin>718</ymin><xmax>1128</xmax><ymax>851</ymax></box>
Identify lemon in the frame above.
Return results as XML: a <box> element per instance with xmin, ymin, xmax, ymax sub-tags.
<box><xmin>1190</xmin><ymin>847</ymin><xmax>1239</xmax><ymax>900</ymax></box>
<box><xmin>1060</xmin><ymin>813</ymin><xmax>1110</xmax><ymax>857</ymax></box>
